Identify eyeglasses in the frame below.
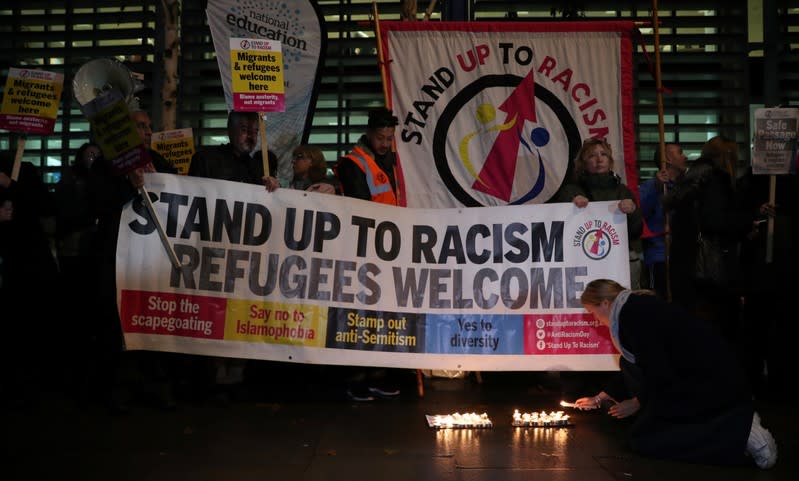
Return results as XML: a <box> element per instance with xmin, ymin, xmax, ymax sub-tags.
<box><xmin>292</xmin><ymin>153</ymin><xmax>307</xmax><ymax>161</ymax></box>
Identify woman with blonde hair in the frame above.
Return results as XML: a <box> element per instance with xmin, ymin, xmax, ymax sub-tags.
<box><xmin>576</xmin><ymin>278</ymin><xmax>777</xmax><ymax>469</ymax></box>
<box><xmin>557</xmin><ymin>138</ymin><xmax>644</xmax><ymax>287</ymax></box>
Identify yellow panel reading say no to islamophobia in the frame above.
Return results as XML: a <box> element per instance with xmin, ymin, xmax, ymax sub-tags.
<box><xmin>226</xmin><ymin>298</ymin><xmax>326</xmax><ymax>347</ymax></box>
<box><xmin>229</xmin><ymin>37</ymin><xmax>285</xmax><ymax>112</ymax></box>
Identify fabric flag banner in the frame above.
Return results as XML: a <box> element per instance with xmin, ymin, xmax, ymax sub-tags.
<box><xmin>206</xmin><ymin>0</ymin><xmax>326</xmax><ymax>181</ymax></box>
<box><xmin>115</xmin><ymin>173</ymin><xmax>631</xmax><ymax>371</ymax></box>
<box><xmin>380</xmin><ymin>21</ymin><xmax>638</xmax><ymax>208</ymax></box>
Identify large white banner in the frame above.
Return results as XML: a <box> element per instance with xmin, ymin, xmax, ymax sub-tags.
<box><xmin>117</xmin><ymin>174</ymin><xmax>630</xmax><ymax>371</ymax></box>
<box><xmin>205</xmin><ymin>0</ymin><xmax>326</xmax><ymax>182</ymax></box>
<box><xmin>380</xmin><ymin>21</ymin><xmax>637</xmax><ymax>208</ymax></box>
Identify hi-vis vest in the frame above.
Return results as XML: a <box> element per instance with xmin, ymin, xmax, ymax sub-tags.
<box><xmin>342</xmin><ymin>146</ymin><xmax>398</xmax><ymax>205</ymax></box>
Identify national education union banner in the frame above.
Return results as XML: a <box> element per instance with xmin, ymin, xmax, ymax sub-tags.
<box><xmin>380</xmin><ymin>21</ymin><xmax>638</xmax><ymax>208</ymax></box>
<box><xmin>116</xmin><ymin>174</ymin><xmax>631</xmax><ymax>371</ymax></box>
<box><xmin>205</xmin><ymin>0</ymin><xmax>326</xmax><ymax>182</ymax></box>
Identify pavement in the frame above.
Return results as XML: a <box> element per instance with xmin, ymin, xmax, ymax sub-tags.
<box><xmin>4</xmin><ymin>366</ymin><xmax>794</xmax><ymax>481</ymax></box>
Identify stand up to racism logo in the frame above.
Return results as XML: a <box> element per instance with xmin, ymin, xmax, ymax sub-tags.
<box><xmin>383</xmin><ymin>23</ymin><xmax>636</xmax><ymax>209</ymax></box>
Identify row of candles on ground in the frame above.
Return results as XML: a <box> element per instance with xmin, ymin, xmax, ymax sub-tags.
<box><xmin>430</xmin><ymin>412</ymin><xmax>494</xmax><ymax>428</ymax></box>
<box><xmin>511</xmin><ymin>409</ymin><xmax>571</xmax><ymax>427</ymax></box>
<box><xmin>429</xmin><ymin>407</ymin><xmax>573</xmax><ymax>429</ymax></box>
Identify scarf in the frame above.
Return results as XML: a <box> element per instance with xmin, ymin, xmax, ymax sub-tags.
<box><xmin>609</xmin><ymin>289</ymin><xmax>636</xmax><ymax>363</ymax></box>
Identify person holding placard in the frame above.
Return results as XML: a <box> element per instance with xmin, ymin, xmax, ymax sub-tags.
<box><xmin>189</xmin><ymin>111</ymin><xmax>278</xmax><ymax>192</ymax></box>
<box><xmin>188</xmin><ymin>110</ymin><xmax>278</xmax><ymax>403</ymax></box>
<box><xmin>663</xmin><ymin>136</ymin><xmax>774</xmax><ymax>345</ymax></box>
<box><xmin>736</xmin><ymin>168</ymin><xmax>798</xmax><ymax>399</ymax></box>
<box><xmin>86</xmin><ymin>106</ymin><xmax>182</xmax><ymax>412</ymax></box>
<box><xmin>556</xmin><ymin>137</ymin><xmax>644</xmax><ymax>288</ymax></box>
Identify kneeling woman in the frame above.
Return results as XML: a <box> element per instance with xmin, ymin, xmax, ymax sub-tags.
<box><xmin>576</xmin><ymin>279</ymin><xmax>777</xmax><ymax>469</ymax></box>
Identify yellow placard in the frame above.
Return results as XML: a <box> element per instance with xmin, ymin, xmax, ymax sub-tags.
<box><xmin>90</xmin><ymin>98</ymin><xmax>141</xmax><ymax>160</ymax></box>
<box><xmin>230</xmin><ymin>50</ymin><xmax>284</xmax><ymax>93</ymax></box>
<box><xmin>0</xmin><ymin>68</ymin><xmax>64</xmax><ymax>134</ymax></box>
<box><xmin>228</xmin><ymin>37</ymin><xmax>285</xmax><ymax>112</ymax></box>
<box><xmin>1</xmin><ymin>69</ymin><xmax>62</xmax><ymax>118</ymax></box>
<box><xmin>151</xmin><ymin>128</ymin><xmax>195</xmax><ymax>175</ymax></box>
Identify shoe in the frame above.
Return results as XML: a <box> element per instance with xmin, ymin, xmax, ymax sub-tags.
<box><xmin>346</xmin><ymin>388</ymin><xmax>375</xmax><ymax>402</ymax></box>
<box><xmin>368</xmin><ymin>385</ymin><xmax>400</xmax><ymax>398</ymax></box>
<box><xmin>747</xmin><ymin>412</ymin><xmax>777</xmax><ymax>469</ymax></box>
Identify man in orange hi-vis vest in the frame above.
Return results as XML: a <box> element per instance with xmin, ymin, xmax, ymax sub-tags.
<box><xmin>336</xmin><ymin>107</ymin><xmax>399</xmax><ymax>205</ymax></box>
<box><xmin>335</xmin><ymin>107</ymin><xmax>403</xmax><ymax>401</ymax></box>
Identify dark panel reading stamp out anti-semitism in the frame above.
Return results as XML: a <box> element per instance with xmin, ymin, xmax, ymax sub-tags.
<box><xmin>326</xmin><ymin>307</ymin><xmax>425</xmax><ymax>352</ymax></box>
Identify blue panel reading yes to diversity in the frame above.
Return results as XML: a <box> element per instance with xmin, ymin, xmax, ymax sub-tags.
<box><xmin>424</xmin><ymin>314</ymin><xmax>524</xmax><ymax>354</ymax></box>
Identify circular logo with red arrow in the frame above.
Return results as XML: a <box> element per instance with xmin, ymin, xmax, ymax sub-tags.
<box><xmin>580</xmin><ymin>228</ymin><xmax>612</xmax><ymax>260</ymax></box>
<box><xmin>432</xmin><ymin>70</ymin><xmax>580</xmax><ymax>207</ymax></box>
